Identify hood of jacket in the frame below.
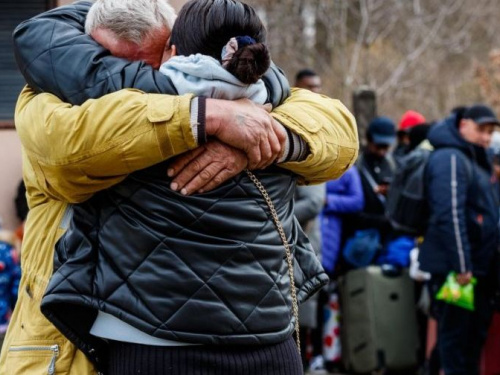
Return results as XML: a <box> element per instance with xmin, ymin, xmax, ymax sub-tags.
<box><xmin>429</xmin><ymin>115</ymin><xmax>471</xmax><ymax>153</ymax></box>
<box><xmin>160</xmin><ymin>54</ymin><xmax>268</xmax><ymax>104</ymax></box>
<box><xmin>428</xmin><ymin>115</ymin><xmax>492</xmax><ymax>173</ymax></box>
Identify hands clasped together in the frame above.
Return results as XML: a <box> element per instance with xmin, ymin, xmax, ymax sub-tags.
<box><xmin>168</xmin><ymin>98</ymin><xmax>287</xmax><ymax>195</ymax></box>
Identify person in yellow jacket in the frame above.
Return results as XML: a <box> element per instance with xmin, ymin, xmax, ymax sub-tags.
<box><xmin>1</xmin><ymin>4</ymin><xmax>358</xmax><ymax>375</ymax></box>
<box><xmin>3</xmin><ymin>87</ymin><xmax>357</xmax><ymax>375</ymax></box>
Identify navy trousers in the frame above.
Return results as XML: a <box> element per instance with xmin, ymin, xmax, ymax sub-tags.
<box><xmin>429</xmin><ymin>275</ymin><xmax>494</xmax><ymax>375</ymax></box>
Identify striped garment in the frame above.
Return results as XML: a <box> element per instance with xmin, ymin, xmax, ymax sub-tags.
<box><xmin>107</xmin><ymin>336</ymin><xmax>303</xmax><ymax>375</ymax></box>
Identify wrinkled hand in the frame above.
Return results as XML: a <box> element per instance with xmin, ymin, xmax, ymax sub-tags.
<box><xmin>205</xmin><ymin>98</ymin><xmax>286</xmax><ymax>169</ymax></box>
<box><xmin>456</xmin><ymin>272</ymin><xmax>473</xmax><ymax>286</ymax></box>
<box><xmin>168</xmin><ymin>140</ymin><xmax>248</xmax><ymax>195</ymax></box>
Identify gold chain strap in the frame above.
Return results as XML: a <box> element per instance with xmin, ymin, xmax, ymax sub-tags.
<box><xmin>245</xmin><ymin>170</ymin><xmax>301</xmax><ymax>354</ymax></box>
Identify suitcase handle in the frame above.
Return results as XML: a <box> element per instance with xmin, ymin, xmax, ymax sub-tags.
<box><xmin>381</xmin><ymin>264</ymin><xmax>403</xmax><ymax>278</ymax></box>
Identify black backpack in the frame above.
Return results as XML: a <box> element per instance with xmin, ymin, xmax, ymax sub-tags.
<box><xmin>386</xmin><ymin>147</ymin><xmax>432</xmax><ymax>235</ymax></box>
<box><xmin>387</xmin><ymin>146</ymin><xmax>473</xmax><ymax>235</ymax></box>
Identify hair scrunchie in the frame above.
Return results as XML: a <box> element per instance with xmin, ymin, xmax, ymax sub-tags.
<box><xmin>221</xmin><ymin>36</ymin><xmax>256</xmax><ymax>68</ymax></box>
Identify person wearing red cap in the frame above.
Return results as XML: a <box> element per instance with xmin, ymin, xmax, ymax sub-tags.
<box><xmin>394</xmin><ymin>110</ymin><xmax>427</xmax><ymax>167</ymax></box>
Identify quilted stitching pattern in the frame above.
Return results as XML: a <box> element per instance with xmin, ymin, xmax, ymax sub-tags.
<box><xmin>45</xmin><ymin>169</ymin><xmax>327</xmax><ymax>343</ymax></box>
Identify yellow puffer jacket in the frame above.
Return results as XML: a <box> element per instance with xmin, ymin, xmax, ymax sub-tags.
<box><xmin>0</xmin><ymin>86</ymin><xmax>357</xmax><ymax>374</ymax></box>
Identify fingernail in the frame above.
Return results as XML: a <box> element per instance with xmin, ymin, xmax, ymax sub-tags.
<box><xmin>170</xmin><ymin>182</ymin><xmax>178</xmax><ymax>191</ymax></box>
<box><xmin>167</xmin><ymin>169</ymin><xmax>174</xmax><ymax>177</ymax></box>
<box><xmin>180</xmin><ymin>188</ymin><xmax>188</xmax><ymax>195</ymax></box>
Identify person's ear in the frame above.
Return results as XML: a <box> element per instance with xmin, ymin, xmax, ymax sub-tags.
<box><xmin>161</xmin><ymin>45</ymin><xmax>177</xmax><ymax>63</ymax></box>
<box><xmin>160</xmin><ymin>37</ymin><xmax>175</xmax><ymax>64</ymax></box>
<box><xmin>458</xmin><ymin>118</ymin><xmax>467</xmax><ymax>131</ymax></box>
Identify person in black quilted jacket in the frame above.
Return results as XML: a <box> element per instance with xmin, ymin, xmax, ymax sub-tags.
<box><xmin>35</xmin><ymin>1</ymin><xmax>330</xmax><ymax>374</ymax></box>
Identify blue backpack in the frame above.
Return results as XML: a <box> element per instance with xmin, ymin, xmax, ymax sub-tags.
<box><xmin>343</xmin><ymin>229</ymin><xmax>381</xmax><ymax>268</ymax></box>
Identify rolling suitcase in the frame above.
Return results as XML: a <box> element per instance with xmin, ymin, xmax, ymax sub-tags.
<box><xmin>339</xmin><ymin>266</ymin><xmax>419</xmax><ymax>374</ymax></box>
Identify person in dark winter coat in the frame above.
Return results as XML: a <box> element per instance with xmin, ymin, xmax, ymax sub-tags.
<box><xmin>45</xmin><ymin>2</ymin><xmax>330</xmax><ymax>375</ymax></box>
<box><xmin>408</xmin><ymin>123</ymin><xmax>431</xmax><ymax>152</ymax></box>
<box><xmin>393</xmin><ymin>110</ymin><xmax>427</xmax><ymax>167</ymax></box>
<box><xmin>345</xmin><ymin>117</ymin><xmax>396</xmax><ymax>243</ymax></box>
<box><xmin>420</xmin><ymin>104</ymin><xmax>500</xmax><ymax>375</ymax></box>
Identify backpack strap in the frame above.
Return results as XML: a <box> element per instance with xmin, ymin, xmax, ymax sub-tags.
<box><xmin>358</xmin><ymin>157</ymin><xmax>386</xmax><ymax>204</ymax></box>
<box><xmin>386</xmin><ymin>154</ymin><xmax>397</xmax><ymax>173</ymax></box>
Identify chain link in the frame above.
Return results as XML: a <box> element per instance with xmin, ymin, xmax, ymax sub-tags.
<box><xmin>245</xmin><ymin>170</ymin><xmax>301</xmax><ymax>355</ymax></box>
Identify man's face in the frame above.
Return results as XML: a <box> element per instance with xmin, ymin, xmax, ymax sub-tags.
<box><xmin>295</xmin><ymin>75</ymin><xmax>322</xmax><ymax>93</ymax></box>
<box><xmin>459</xmin><ymin>119</ymin><xmax>495</xmax><ymax>149</ymax></box>
<box><xmin>91</xmin><ymin>26</ymin><xmax>170</xmax><ymax>69</ymax></box>
<box><xmin>367</xmin><ymin>141</ymin><xmax>390</xmax><ymax>159</ymax></box>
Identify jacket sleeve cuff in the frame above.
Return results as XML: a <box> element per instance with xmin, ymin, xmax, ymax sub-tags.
<box><xmin>190</xmin><ymin>97</ymin><xmax>207</xmax><ymax>146</ymax></box>
<box><xmin>276</xmin><ymin>123</ymin><xmax>309</xmax><ymax>163</ymax></box>
<box><xmin>148</xmin><ymin>94</ymin><xmax>197</xmax><ymax>157</ymax></box>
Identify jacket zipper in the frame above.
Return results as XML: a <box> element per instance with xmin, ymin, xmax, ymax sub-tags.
<box><xmin>9</xmin><ymin>344</ymin><xmax>59</xmax><ymax>374</ymax></box>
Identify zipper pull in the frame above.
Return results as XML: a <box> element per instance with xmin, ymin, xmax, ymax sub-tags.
<box><xmin>47</xmin><ymin>345</ymin><xmax>59</xmax><ymax>375</ymax></box>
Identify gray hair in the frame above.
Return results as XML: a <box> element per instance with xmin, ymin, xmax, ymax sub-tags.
<box><xmin>85</xmin><ymin>0</ymin><xmax>176</xmax><ymax>44</ymax></box>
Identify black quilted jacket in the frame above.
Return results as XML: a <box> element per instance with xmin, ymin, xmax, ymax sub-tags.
<box><xmin>42</xmin><ymin>164</ymin><xmax>327</xmax><ymax>349</ymax></box>
<box><xmin>13</xmin><ymin>1</ymin><xmax>327</xmax><ymax>370</ymax></box>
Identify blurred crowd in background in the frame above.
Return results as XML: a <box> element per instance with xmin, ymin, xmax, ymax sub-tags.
<box><xmin>294</xmin><ymin>69</ymin><xmax>500</xmax><ymax>375</ymax></box>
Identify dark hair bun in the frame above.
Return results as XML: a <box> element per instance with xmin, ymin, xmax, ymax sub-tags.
<box><xmin>225</xmin><ymin>43</ymin><xmax>271</xmax><ymax>84</ymax></box>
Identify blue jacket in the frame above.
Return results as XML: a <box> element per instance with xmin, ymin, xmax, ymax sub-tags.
<box><xmin>419</xmin><ymin>116</ymin><xmax>499</xmax><ymax>276</ymax></box>
<box><xmin>321</xmin><ymin>168</ymin><xmax>364</xmax><ymax>273</ymax></box>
